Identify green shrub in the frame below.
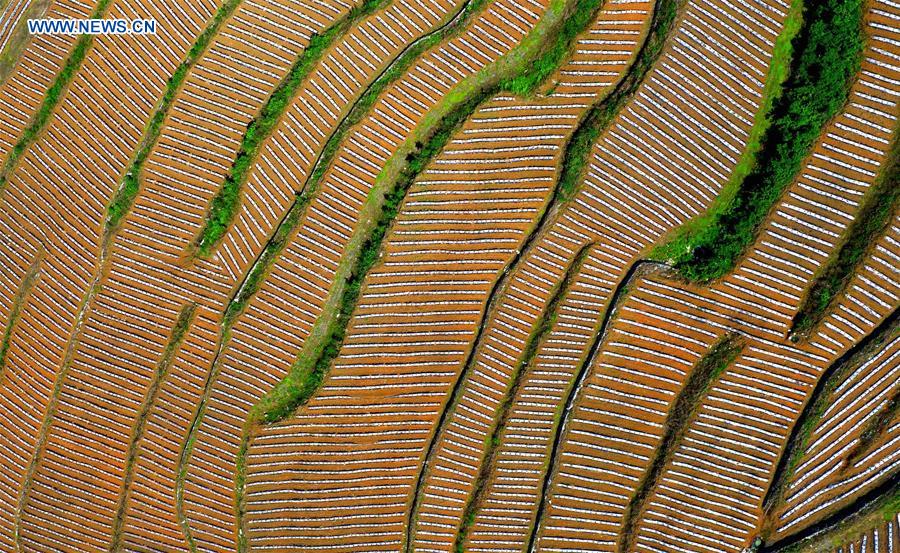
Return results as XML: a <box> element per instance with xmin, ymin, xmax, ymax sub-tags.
<box><xmin>673</xmin><ymin>0</ymin><xmax>865</xmax><ymax>281</ymax></box>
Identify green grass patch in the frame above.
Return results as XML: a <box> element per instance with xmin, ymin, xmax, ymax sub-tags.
<box><xmin>104</xmin><ymin>0</ymin><xmax>246</xmax><ymax>235</ymax></box>
<box><xmin>0</xmin><ymin>0</ymin><xmax>113</xmax><ymax>191</ymax></box>
<box><xmin>452</xmin><ymin>245</ymin><xmax>592</xmax><ymax>553</ymax></box>
<box><xmin>190</xmin><ymin>0</ymin><xmax>389</xmax><ymax>258</ymax></box>
<box><xmin>790</xmin><ymin>129</ymin><xmax>900</xmax><ymax>339</ymax></box>
<box><xmin>666</xmin><ymin>0</ymin><xmax>865</xmax><ymax>282</ymax></box>
<box><xmin>619</xmin><ymin>333</ymin><xmax>744</xmax><ymax>553</ymax></box>
<box><xmin>501</xmin><ymin>0</ymin><xmax>601</xmax><ymax>95</ymax></box>
<box><xmin>0</xmin><ymin>252</ymin><xmax>41</xmax><ymax>378</ymax></box>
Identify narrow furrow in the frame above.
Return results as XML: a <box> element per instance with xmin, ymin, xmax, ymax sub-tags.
<box><xmin>110</xmin><ymin>302</ymin><xmax>197</xmax><ymax>552</ymax></box>
<box><xmin>452</xmin><ymin>242</ymin><xmax>593</xmax><ymax>553</ymax></box>
<box><xmin>525</xmin><ymin>260</ymin><xmax>667</xmax><ymax>553</ymax></box>
<box><xmin>0</xmin><ymin>248</ymin><xmax>40</xmax><ymax>377</ymax></box>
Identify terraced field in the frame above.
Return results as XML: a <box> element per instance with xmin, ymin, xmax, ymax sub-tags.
<box><xmin>0</xmin><ymin>0</ymin><xmax>897</xmax><ymax>551</ymax></box>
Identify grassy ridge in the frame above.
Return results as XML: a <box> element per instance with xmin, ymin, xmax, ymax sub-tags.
<box><xmin>452</xmin><ymin>244</ymin><xmax>592</xmax><ymax>553</ymax></box>
<box><xmin>246</xmin><ymin>0</ymin><xmax>627</xmax><ymax>427</ymax></box>
<box><xmin>618</xmin><ymin>333</ymin><xmax>744</xmax><ymax>553</ymax></box>
<box><xmin>790</xmin><ymin>129</ymin><xmax>900</xmax><ymax>339</ymax></box>
<box><xmin>251</xmin><ymin>86</ymin><xmax>492</xmax><ymax>424</ymax></box>
<box><xmin>668</xmin><ymin>0</ymin><xmax>865</xmax><ymax>282</ymax></box>
<box><xmin>105</xmin><ymin>0</ymin><xmax>246</xmax><ymax>234</ymax></box>
<box><xmin>191</xmin><ymin>0</ymin><xmax>392</xmax><ymax>257</ymax></box>
<box><xmin>221</xmin><ymin>0</ymin><xmax>491</xmax><ymax>324</ymax></box>
<box><xmin>0</xmin><ymin>0</ymin><xmax>113</xmax><ymax>191</ymax></box>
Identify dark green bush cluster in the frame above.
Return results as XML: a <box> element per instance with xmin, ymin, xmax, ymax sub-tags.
<box><xmin>674</xmin><ymin>0</ymin><xmax>865</xmax><ymax>281</ymax></box>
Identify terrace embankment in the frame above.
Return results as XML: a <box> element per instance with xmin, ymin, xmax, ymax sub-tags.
<box><xmin>0</xmin><ymin>0</ymin><xmax>223</xmax><ymax>550</ymax></box>
<box><xmin>790</xmin><ymin>126</ymin><xmax>900</xmax><ymax>340</ymax></box>
<box><xmin>618</xmin><ymin>332</ymin><xmax>745</xmax><ymax>553</ymax></box>
<box><xmin>761</xmin><ymin>309</ymin><xmax>900</xmax><ymax>547</ymax></box>
<box><xmin>451</xmin><ymin>243</ymin><xmax>594</xmax><ymax>553</ymax></box>
<box><xmin>0</xmin><ymin>249</ymin><xmax>40</xmax><ymax>378</ymax></box>
<box><xmin>411</xmin><ymin>0</ymin><xmax>800</xmax><ymax>549</ymax></box>
<box><xmin>0</xmin><ymin>0</ymin><xmax>93</xmax><ymax>161</ymax></box>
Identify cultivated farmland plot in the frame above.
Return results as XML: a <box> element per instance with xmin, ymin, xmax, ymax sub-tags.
<box><xmin>0</xmin><ymin>0</ymin><xmax>896</xmax><ymax>551</ymax></box>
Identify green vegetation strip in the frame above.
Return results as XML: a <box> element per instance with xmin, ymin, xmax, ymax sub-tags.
<box><xmin>761</xmin><ymin>309</ymin><xmax>899</xmax><ymax>542</ymax></box>
<box><xmin>110</xmin><ymin>303</ymin><xmax>196</xmax><ymax>553</ymax></box>
<box><xmin>250</xmin><ymin>86</ymin><xmax>494</xmax><ymax>425</ymax></box>
<box><xmin>0</xmin><ymin>0</ymin><xmax>113</xmax><ymax>191</ymax></box>
<box><xmin>222</xmin><ymin>0</ymin><xmax>491</xmax><ymax>326</ymax></box>
<box><xmin>650</xmin><ymin>0</ymin><xmax>803</xmax><ymax>262</ymax></box>
<box><xmin>191</xmin><ymin>0</ymin><xmax>397</xmax><ymax>257</ymax></box>
<box><xmin>619</xmin><ymin>333</ymin><xmax>744</xmax><ymax>553</ymax></box>
<box><xmin>664</xmin><ymin>0</ymin><xmax>866</xmax><ymax>282</ymax></box>
<box><xmin>0</xmin><ymin>0</ymin><xmax>51</xmax><ymax>84</ymax></box>
<box><xmin>790</xmin><ymin>128</ymin><xmax>900</xmax><ymax>340</ymax></box>
<box><xmin>0</xmin><ymin>251</ymin><xmax>41</xmax><ymax>377</ymax></box>
<box><xmin>452</xmin><ymin>245</ymin><xmax>592</xmax><ymax>553</ymax></box>
<box><xmin>554</xmin><ymin>0</ymin><xmax>683</xmax><ymax>201</ymax></box>
<box><xmin>105</xmin><ymin>0</ymin><xmax>246</xmax><ymax>234</ymax></box>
